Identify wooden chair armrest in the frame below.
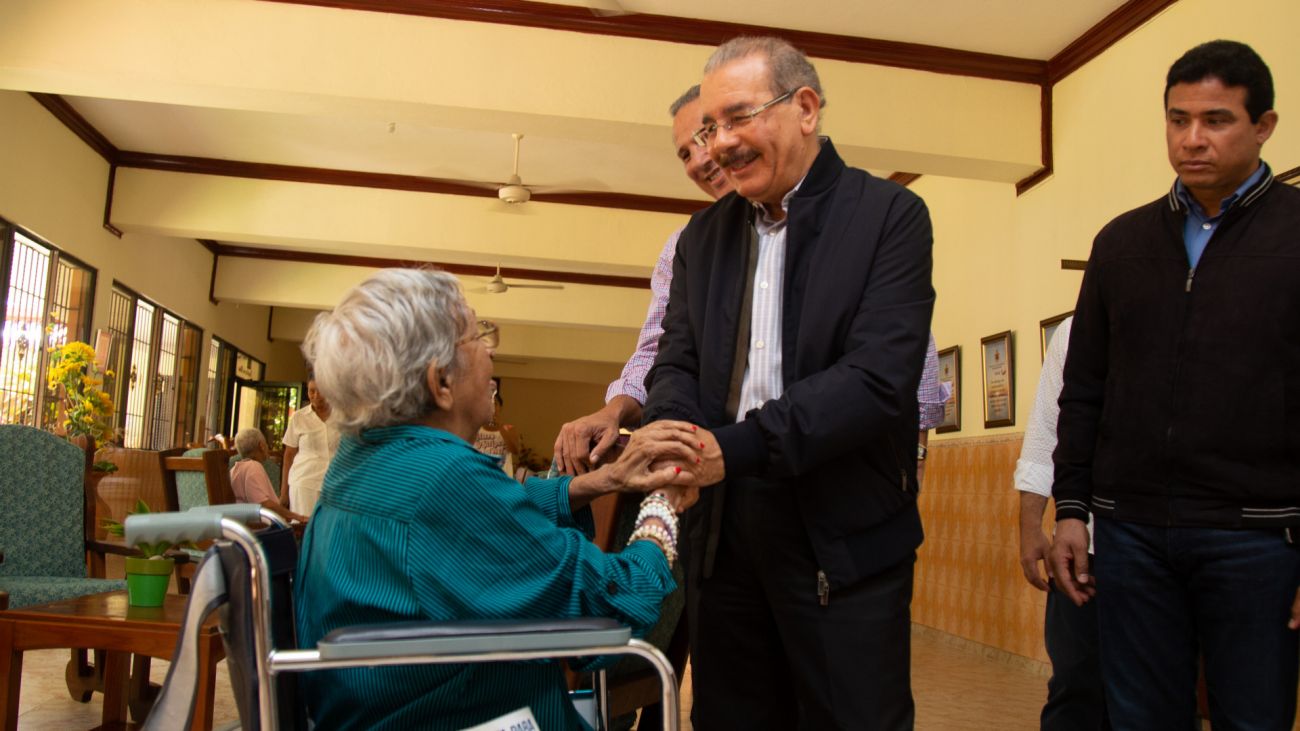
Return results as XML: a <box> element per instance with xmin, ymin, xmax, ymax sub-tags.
<box><xmin>86</xmin><ymin>538</ymin><xmax>138</xmax><ymax>558</ymax></box>
<box><xmin>86</xmin><ymin>539</ymin><xmax>192</xmax><ymax>564</ymax></box>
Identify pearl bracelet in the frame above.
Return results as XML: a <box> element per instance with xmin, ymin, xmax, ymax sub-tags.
<box><xmin>636</xmin><ymin>496</ymin><xmax>679</xmax><ymax>546</ymax></box>
<box><xmin>629</xmin><ymin>522</ymin><xmax>677</xmax><ymax>565</ymax></box>
<box><xmin>636</xmin><ymin>504</ymin><xmax>678</xmax><ymax>544</ymax></box>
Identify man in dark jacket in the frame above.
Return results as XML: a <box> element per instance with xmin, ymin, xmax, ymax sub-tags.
<box><xmin>642</xmin><ymin>36</ymin><xmax>933</xmax><ymax>730</ymax></box>
<box><xmin>1050</xmin><ymin>40</ymin><xmax>1300</xmax><ymax>729</ymax></box>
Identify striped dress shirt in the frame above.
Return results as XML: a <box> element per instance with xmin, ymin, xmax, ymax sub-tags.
<box><xmin>611</xmin><ymin>209</ymin><xmax>947</xmax><ymax>427</ymax></box>
<box><xmin>295</xmin><ymin>425</ymin><xmax>673</xmax><ymax>730</ymax></box>
<box><xmin>736</xmin><ymin>193</ymin><xmax>793</xmax><ymax>420</ymax></box>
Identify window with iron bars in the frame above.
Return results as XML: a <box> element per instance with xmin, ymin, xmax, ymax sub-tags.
<box><xmin>204</xmin><ymin>337</ymin><xmax>232</xmax><ymax>445</ymax></box>
<box><xmin>104</xmin><ymin>284</ymin><xmax>203</xmax><ymax>449</ymax></box>
<box><xmin>0</xmin><ymin>219</ymin><xmax>96</xmax><ymax>430</ymax></box>
<box><xmin>203</xmin><ymin>336</ymin><xmax>263</xmax><ymax>445</ymax></box>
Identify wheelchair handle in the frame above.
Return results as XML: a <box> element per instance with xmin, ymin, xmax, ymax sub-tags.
<box><xmin>187</xmin><ymin>504</ymin><xmax>265</xmax><ymax>523</ymax></box>
<box><xmin>125</xmin><ymin>511</ymin><xmax>226</xmax><ymax>545</ymax></box>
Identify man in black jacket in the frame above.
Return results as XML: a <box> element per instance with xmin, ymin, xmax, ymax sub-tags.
<box><xmin>1050</xmin><ymin>40</ymin><xmax>1300</xmax><ymax>729</ymax></box>
<box><xmin>642</xmin><ymin>36</ymin><xmax>933</xmax><ymax>730</ymax></box>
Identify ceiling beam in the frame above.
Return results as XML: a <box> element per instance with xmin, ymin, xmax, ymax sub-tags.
<box><xmin>116</xmin><ymin>151</ymin><xmax>707</xmax><ymax>216</ymax></box>
<box><xmin>1016</xmin><ymin>0</ymin><xmax>1182</xmax><ymax>194</ymax></box>
<box><xmin>209</xmin><ymin>243</ymin><xmax>651</xmax><ymax>289</ymax></box>
<box><xmin>1047</xmin><ymin>0</ymin><xmax>1181</xmax><ymax>82</ymax></box>
<box><xmin>28</xmin><ymin>92</ymin><xmax>115</xmax><ymax>163</ymax></box>
<box><xmin>265</xmin><ymin>0</ymin><xmax>1048</xmax><ymax>84</ymax></box>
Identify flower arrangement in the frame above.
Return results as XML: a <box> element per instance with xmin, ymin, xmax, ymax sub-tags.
<box><xmin>46</xmin><ymin>340</ymin><xmax>115</xmax><ymax>444</ymax></box>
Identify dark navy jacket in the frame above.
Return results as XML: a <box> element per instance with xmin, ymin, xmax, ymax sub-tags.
<box><xmin>643</xmin><ymin>139</ymin><xmax>935</xmax><ymax>589</ymax></box>
<box><xmin>1055</xmin><ymin>167</ymin><xmax>1300</xmax><ymax>528</ymax></box>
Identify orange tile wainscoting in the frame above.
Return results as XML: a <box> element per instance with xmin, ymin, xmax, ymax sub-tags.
<box><xmin>914</xmin><ymin>434</ymin><xmax>1051</xmax><ymax>667</ymax></box>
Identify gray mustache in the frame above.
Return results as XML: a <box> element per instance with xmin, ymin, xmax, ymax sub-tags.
<box><xmin>715</xmin><ymin>149</ymin><xmax>758</xmax><ymax>168</ymax></box>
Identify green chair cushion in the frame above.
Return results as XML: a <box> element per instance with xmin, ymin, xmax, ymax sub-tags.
<box><xmin>0</xmin><ymin>577</ymin><xmax>126</xmax><ymax>609</ymax></box>
<box><xmin>0</xmin><ymin>425</ymin><xmax>88</xmax><ymax>579</ymax></box>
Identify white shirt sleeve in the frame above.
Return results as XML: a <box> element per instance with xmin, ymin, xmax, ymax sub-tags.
<box><xmin>1013</xmin><ymin>317</ymin><xmax>1072</xmax><ymax>497</ymax></box>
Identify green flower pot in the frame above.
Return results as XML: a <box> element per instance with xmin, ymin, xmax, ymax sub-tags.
<box><xmin>124</xmin><ymin>556</ymin><xmax>174</xmax><ymax>607</ymax></box>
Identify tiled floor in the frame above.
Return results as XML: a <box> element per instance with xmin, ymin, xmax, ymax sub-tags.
<box><xmin>11</xmin><ymin>624</ymin><xmax>1050</xmax><ymax>729</ymax></box>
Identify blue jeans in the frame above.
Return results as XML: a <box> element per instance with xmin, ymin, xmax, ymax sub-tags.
<box><xmin>1042</xmin><ymin>582</ymin><xmax>1109</xmax><ymax>730</ymax></box>
<box><xmin>1093</xmin><ymin>517</ymin><xmax>1300</xmax><ymax>731</ymax></box>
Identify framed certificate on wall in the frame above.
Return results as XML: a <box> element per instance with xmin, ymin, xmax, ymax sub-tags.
<box><xmin>981</xmin><ymin>331</ymin><xmax>1015</xmax><ymax>428</ymax></box>
<box><xmin>936</xmin><ymin>345</ymin><xmax>961</xmax><ymax>434</ymax></box>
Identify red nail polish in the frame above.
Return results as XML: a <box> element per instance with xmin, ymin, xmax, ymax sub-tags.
<box><xmin>696</xmin><ymin>457</ymin><xmax>701</xmax><ymax>464</ymax></box>
<box><xmin>674</xmin><ymin>466</ymin><xmax>681</xmax><ymax>474</ymax></box>
<box><xmin>699</xmin><ymin>442</ymin><xmax>705</xmax><ymax>449</ymax></box>
<box><xmin>691</xmin><ymin>425</ymin><xmax>697</xmax><ymax>432</ymax></box>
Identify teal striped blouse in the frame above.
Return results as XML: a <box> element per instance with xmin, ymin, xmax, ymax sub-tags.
<box><xmin>295</xmin><ymin>425</ymin><xmax>674</xmax><ymax>730</ymax></box>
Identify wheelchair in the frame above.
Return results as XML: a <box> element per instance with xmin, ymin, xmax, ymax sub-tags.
<box><xmin>128</xmin><ymin>504</ymin><xmax>679</xmax><ymax>730</ymax></box>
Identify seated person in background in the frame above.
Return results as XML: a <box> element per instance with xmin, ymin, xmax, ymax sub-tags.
<box><xmin>295</xmin><ymin>268</ymin><xmax>708</xmax><ymax>731</ymax></box>
<box><xmin>231</xmin><ymin>427</ymin><xmax>308</xmax><ymax>524</ymax></box>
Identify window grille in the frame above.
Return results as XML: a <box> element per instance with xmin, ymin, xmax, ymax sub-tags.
<box><xmin>204</xmin><ymin>337</ymin><xmax>261</xmax><ymax>442</ymax></box>
<box><xmin>147</xmin><ymin>312</ymin><xmax>180</xmax><ymax>449</ymax></box>
<box><xmin>204</xmin><ymin>337</ymin><xmax>231</xmax><ymax>443</ymax></box>
<box><xmin>122</xmin><ymin>299</ymin><xmax>155</xmax><ymax>448</ymax></box>
<box><xmin>103</xmin><ymin>289</ymin><xmax>133</xmax><ymax>436</ymax></box>
<box><xmin>112</xmin><ymin>286</ymin><xmax>206</xmax><ymax>450</ymax></box>
<box><xmin>0</xmin><ymin>224</ymin><xmax>95</xmax><ymax>429</ymax></box>
<box><xmin>172</xmin><ymin>322</ymin><xmax>201</xmax><ymax>447</ymax></box>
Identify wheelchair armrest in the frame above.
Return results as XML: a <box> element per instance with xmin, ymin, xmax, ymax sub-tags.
<box><xmin>317</xmin><ymin>617</ymin><xmax>632</xmax><ymax>661</ymax></box>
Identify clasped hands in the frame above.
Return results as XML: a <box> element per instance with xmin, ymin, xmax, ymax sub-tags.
<box><xmin>569</xmin><ymin>419</ymin><xmax>724</xmax><ymax>513</ymax></box>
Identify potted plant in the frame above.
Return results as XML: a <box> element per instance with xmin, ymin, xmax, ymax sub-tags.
<box><xmin>103</xmin><ymin>499</ymin><xmax>186</xmax><ymax>607</ymax></box>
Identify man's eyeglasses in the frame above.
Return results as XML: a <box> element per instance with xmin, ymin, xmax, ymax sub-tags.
<box><xmin>458</xmin><ymin>319</ymin><xmax>499</xmax><ymax>350</ymax></box>
<box><xmin>692</xmin><ymin>89</ymin><xmax>796</xmax><ymax>147</ymax></box>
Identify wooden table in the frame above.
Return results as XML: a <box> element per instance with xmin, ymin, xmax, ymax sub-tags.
<box><xmin>0</xmin><ymin>591</ymin><xmax>224</xmax><ymax>731</ymax></box>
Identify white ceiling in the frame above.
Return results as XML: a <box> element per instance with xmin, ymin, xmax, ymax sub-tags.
<box><xmin>0</xmin><ymin>0</ymin><xmax>1148</xmax><ymax>378</ymax></box>
<box><xmin>559</xmin><ymin>0</ymin><xmax>1131</xmax><ymax>58</ymax></box>
<box><xmin>46</xmin><ymin>0</ymin><xmax>1135</xmax><ymax>206</ymax></box>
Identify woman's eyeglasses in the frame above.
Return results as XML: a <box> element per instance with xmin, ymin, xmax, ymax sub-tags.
<box><xmin>458</xmin><ymin>319</ymin><xmax>499</xmax><ymax>350</ymax></box>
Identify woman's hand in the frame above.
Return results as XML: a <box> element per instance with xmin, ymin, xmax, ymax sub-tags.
<box><xmin>566</xmin><ymin>420</ymin><xmax>702</xmax><ymax>508</ymax></box>
<box><xmin>607</xmin><ymin>421</ymin><xmax>704</xmax><ymax>493</ymax></box>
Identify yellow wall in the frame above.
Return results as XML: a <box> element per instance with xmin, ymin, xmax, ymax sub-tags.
<box><xmin>925</xmin><ymin>0</ymin><xmax>1300</xmax><ymax>441</ymax></box>
<box><xmin>0</xmin><ymin>90</ymin><xmax>307</xmax><ymax>433</ymax></box>
<box><xmin>497</xmin><ymin>376</ymin><xmax>609</xmax><ymax>467</ymax></box>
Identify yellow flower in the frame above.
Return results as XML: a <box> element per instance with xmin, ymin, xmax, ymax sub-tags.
<box><xmin>64</xmin><ymin>342</ymin><xmax>95</xmax><ymax>360</ymax></box>
<box><xmin>46</xmin><ymin>340</ymin><xmax>114</xmax><ymax>441</ymax></box>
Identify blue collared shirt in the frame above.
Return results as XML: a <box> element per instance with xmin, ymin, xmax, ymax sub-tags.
<box><xmin>1175</xmin><ymin>163</ymin><xmax>1268</xmax><ymax>269</ymax></box>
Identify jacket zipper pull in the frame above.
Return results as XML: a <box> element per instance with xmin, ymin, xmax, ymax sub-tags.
<box><xmin>1185</xmin><ymin>267</ymin><xmax>1196</xmax><ymax>292</ymax></box>
<box><xmin>901</xmin><ymin>467</ymin><xmax>909</xmax><ymax>491</ymax></box>
<box><xmin>817</xmin><ymin>570</ymin><xmax>830</xmax><ymax>606</ymax></box>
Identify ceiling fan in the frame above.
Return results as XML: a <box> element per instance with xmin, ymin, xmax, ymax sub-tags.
<box><xmin>497</xmin><ymin>133</ymin><xmax>533</xmax><ymax>204</ymax></box>
<box><xmin>469</xmin><ymin>265</ymin><xmax>565</xmax><ymax>294</ymax></box>
<box><xmin>470</xmin><ymin>132</ymin><xmax>603</xmax><ymax>203</ymax></box>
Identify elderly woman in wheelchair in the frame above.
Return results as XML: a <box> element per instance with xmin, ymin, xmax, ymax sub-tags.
<box><xmin>294</xmin><ymin>268</ymin><xmax>702</xmax><ymax>730</ymax></box>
